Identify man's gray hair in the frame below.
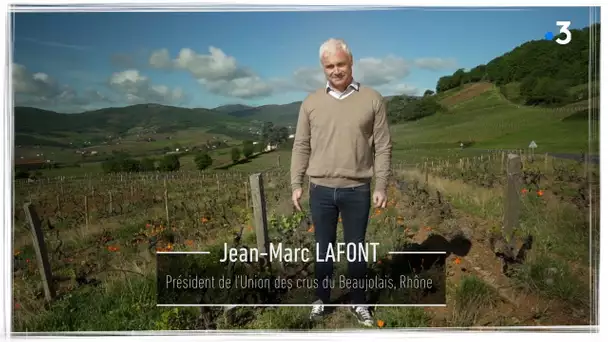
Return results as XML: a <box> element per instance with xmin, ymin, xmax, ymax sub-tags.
<box><xmin>319</xmin><ymin>38</ymin><xmax>352</xmax><ymax>61</ymax></box>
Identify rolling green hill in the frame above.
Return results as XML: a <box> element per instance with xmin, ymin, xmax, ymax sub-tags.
<box><xmin>212</xmin><ymin>104</ymin><xmax>254</xmax><ymax>113</ymax></box>
<box><xmin>14</xmin><ymin>23</ymin><xmax>598</xmax><ymax>164</ymax></box>
<box><xmin>14</xmin><ymin>104</ymin><xmax>255</xmax><ymax>148</ymax></box>
<box><xmin>14</xmin><ymin>98</ymin><xmax>400</xmax><ymax>149</ymax></box>
<box><xmin>436</xmin><ymin>23</ymin><xmax>600</xmax><ymax>107</ymax></box>
<box><xmin>380</xmin><ymin>23</ymin><xmax>599</xmax><ymax>160</ymax></box>
<box><xmin>16</xmin><ymin>103</ymin><xmax>241</xmax><ymax>136</ymax></box>
<box><xmin>223</xmin><ymin>101</ymin><xmax>303</xmax><ymax>125</ymax></box>
<box><xmin>389</xmin><ymin>82</ymin><xmax>593</xmax><ymax>158</ymax></box>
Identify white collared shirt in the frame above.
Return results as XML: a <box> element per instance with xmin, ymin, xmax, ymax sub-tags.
<box><xmin>326</xmin><ymin>80</ymin><xmax>360</xmax><ymax>100</ymax></box>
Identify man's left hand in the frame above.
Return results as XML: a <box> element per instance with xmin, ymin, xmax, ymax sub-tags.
<box><xmin>373</xmin><ymin>190</ymin><xmax>388</xmax><ymax>208</ymax></box>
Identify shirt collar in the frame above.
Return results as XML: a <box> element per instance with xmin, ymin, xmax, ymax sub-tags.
<box><xmin>326</xmin><ymin>80</ymin><xmax>360</xmax><ymax>93</ymax></box>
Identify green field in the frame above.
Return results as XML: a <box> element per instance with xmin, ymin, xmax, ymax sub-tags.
<box><xmin>11</xmin><ymin>80</ymin><xmax>599</xmax><ymax>331</ymax></box>
<box><xmin>27</xmin><ymin>81</ymin><xmax>597</xmax><ymax>180</ymax></box>
<box><xmin>391</xmin><ymin>83</ymin><xmax>592</xmax><ymax>155</ymax></box>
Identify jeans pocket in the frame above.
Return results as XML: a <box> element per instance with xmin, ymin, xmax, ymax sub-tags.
<box><xmin>309</xmin><ymin>182</ymin><xmax>316</xmax><ymax>196</ymax></box>
<box><xmin>352</xmin><ymin>183</ymin><xmax>371</xmax><ymax>193</ymax></box>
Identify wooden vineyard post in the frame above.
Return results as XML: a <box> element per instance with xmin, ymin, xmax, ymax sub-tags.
<box><xmin>109</xmin><ymin>191</ymin><xmax>113</xmax><ymax>214</ymax></box>
<box><xmin>23</xmin><ymin>203</ymin><xmax>55</xmax><ymax>301</ymax></box>
<box><xmin>544</xmin><ymin>153</ymin><xmax>549</xmax><ymax>173</ymax></box>
<box><xmin>164</xmin><ymin>178</ymin><xmax>170</xmax><ymax>227</ymax></box>
<box><xmin>245</xmin><ymin>181</ymin><xmax>249</xmax><ymax>210</ymax></box>
<box><xmin>249</xmin><ymin>173</ymin><xmax>271</xmax><ymax>270</ymax></box>
<box><xmin>84</xmin><ymin>196</ymin><xmax>89</xmax><ymax>229</ymax></box>
<box><xmin>583</xmin><ymin>153</ymin><xmax>588</xmax><ymax>179</ymax></box>
<box><xmin>499</xmin><ymin>154</ymin><xmax>523</xmax><ymax>260</ymax></box>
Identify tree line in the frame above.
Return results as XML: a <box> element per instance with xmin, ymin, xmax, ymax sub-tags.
<box><xmin>99</xmin><ymin>120</ymin><xmax>293</xmax><ymax>174</ymax></box>
<box><xmin>435</xmin><ymin>23</ymin><xmax>600</xmax><ymax>106</ymax></box>
<box><xmin>385</xmin><ymin>93</ymin><xmax>445</xmax><ymax>124</ymax></box>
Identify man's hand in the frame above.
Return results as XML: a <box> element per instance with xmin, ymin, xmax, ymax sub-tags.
<box><xmin>292</xmin><ymin>188</ymin><xmax>303</xmax><ymax>211</ymax></box>
<box><xmin>373</xmin><ymin>190</ymin><xmax>388</xmax><ymax>208</ymax></box>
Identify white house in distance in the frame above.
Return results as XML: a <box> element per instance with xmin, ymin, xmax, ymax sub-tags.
<box><xmin>265</xmin><ymin>143</ymin><xmax>277</xmax><ymax>152</ymax></box>
<box><xmin>288</xmin><ymin>134</ymin><xmax>295</xmax><ymax>139</ymax></box>
<box><xmin>251</xmin><ymin>141</ymin><xmax>280</xmax><ymax>151</ymax></box>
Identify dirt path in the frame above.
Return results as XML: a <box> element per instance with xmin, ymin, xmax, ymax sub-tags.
<box><xmin>389</xmin><ymin>175</ymin><xmax>591</xmax><ymax>327</ymax></box>
<box><xmin>439</xmin><ymin>82</ymin><xmax>494</xmax><ymax>107</ymax></box>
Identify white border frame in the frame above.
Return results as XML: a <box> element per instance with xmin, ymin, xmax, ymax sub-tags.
<box><xmin>1</xmin><ymin>1</ymin><xmax>605</xmax><ymax>341</ymax></box>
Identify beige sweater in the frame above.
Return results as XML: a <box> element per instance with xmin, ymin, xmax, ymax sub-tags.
<box><xmin>290</xmin><ymin>85</ymin><xmax>392</xmax><ymax>192</ymax></box>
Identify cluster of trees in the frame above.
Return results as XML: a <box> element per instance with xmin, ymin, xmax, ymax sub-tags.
<box><xmin>228</xmin><ymin>140</ymin><xmax>257</xmax><ymax>163</ymax></box>
<box><xmin>99</xmin><ymin>134</ymin><xmax>286</xmax><ymax>174</ymax></box>
<box><xmin>386</xmin><ymin>95</ymin><xmax>445</xmax><ymax>124</ymax></box>
<box><xmin>194</xmin><ymin>139</ymin><xmax>265</xmax><ymax>169</ymax></box>
<box><xmin>193</xmin><ymin>152</ymin><xmax>213</xmax><ymax>170</ymax></box>
<box><xmin>518</xmin><ymin>77</ymin><xmax>573</xmax><ymax>106</ymax></box>
<box><xmin>100</xmin><ymin>152</ymin><xmax>181</xmax><ymax>173</ymax></box>
<box><xmin>260</xmin><ymin>122</ymin><xmax>290</xmax><ymax>146</ymax></box>
<box><xmin>435</xmin><ymin>24</ymin><xmax>600</xmax><ymax>106</ymax></box>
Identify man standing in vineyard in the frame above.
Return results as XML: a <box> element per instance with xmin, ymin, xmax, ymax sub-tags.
<box><xmin>290</xmin><ymin>38</ymin><xmax>392</xmax><ymax>327</ymax></box>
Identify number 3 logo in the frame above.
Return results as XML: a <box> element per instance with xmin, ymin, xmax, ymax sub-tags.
<box><xmin>556</xmin><ymin>21</ymin><xmax>572</xmax><ymax>45</ymax></box>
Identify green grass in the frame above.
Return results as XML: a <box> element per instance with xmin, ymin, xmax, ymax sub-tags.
<box><xmin>32</xmin><ymin>162</ymin><xmax>104</xmax><ymax>177</ymax></box>
<box><xmin>12</xmin><ymin>200</ymin><xmax>428</xmax><ymax>331</ymax></box>
<box><xmin>500</xmin><ymin>82</ymin><xmax>525</xmax><ymax>104</ymax></box>
<box><xmin>510</xmin><ymin>254</ymin><xmax>589</xmax><ymax>309</ymax></box>
<box><xmin>31</xmin><ymin>82</ymin><xmax>597</xmax><ymax>179</ymax></box>
<box><xmin>13</xmin><ymin>82</ymin><xmax>597</xmax><ymax>331</ymax></box>
<box><xmin>15</xmin><ymin>275</ymin><xmax>164</xmax><ymax>331</ymax></box>
<box><xmin>391</xmin><ymin>83</ymin><xmax>594</xmax><ymax>156</ymax></box>
<box><xmin>447</xmin><ymin>275</ymin><xmax>500</xmax><ymax>327</ymax></box>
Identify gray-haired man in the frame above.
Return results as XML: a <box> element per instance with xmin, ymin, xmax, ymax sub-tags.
<box><xmin>290</xmin><ymin>38</ymin><xmax>392</xmax><ymax>327</ymax></box>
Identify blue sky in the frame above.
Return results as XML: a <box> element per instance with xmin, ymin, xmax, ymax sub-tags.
<box><xmin>12</xmin><ymin>7</ymin><xmax>598</xmax><ymax>113</ymax></box>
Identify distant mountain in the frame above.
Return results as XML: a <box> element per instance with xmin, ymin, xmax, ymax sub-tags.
<box><xmin>16</xmin><ymin>103</ymin><xmax>238</xmax><ymax>135</ymax></box>
<box><xmin>212</xmin><ymin>104</ymin><xmax>254</xmax><ymax>113</ymax></box>
<box><xmin>220</xmin><ymin>96</ymin><xmax>398</xmax><ymax>125</ymax></box>
<box><xmin>14</xmin><ymin>103</ymin><xmax>256</xmax><ymax>147</ymax></box>
<box><xmin>225</xmin><ymin>101</ymin><xmax>303</xmax><ymax>125</ymax></box>
<box><xmin>14</xmin><ymin>94</ymin><xmax>403</xmax><ymax>148</ymax></box>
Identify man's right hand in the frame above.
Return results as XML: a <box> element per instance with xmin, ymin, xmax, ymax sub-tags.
<box><xmin>292</xmin><ymin>188</ymin><xmax>303</xmax><ymax>211</ymax></box>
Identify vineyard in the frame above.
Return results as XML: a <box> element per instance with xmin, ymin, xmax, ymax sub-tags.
<box><xmin>11</xmin><ymin>151</ymin><xmax>598</xmax><ymax>331</ymax></box>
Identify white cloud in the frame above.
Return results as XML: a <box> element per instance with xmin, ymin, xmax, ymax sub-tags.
<box><xmin>199</xmin><ymin>76</ymin><xmax>273</xmax><ymax>99</ymax></box>
<box><xmin>12</xmin><ymin>63</ymin><xmax>109</xmax><ymax>111</ymax></box>
<box><xmin>354</xmin><ymin>55</ymin><xmax>411</xmax><ymax>86</ymax></box>
<box><xmin>291</xmin><ymin>67</ymin><xmax>326</xmax><ymax>92</ymax></box>
<box><xmin>148</xmin><ymin>48</ymin><xmax>172</xmax><ymax>69</ymax></box>
<box><xmin>287</xmin><ymin>55</ymin><xmax>455</xmax><ymax>96</ymax></box>
<box><xmin>108</xmin><ymin>69</ymin><xmax>185</xmax><ymax>105</ymax></box>
<box><xmin>148</xmin><ymin>46</ymin><xmax>456</xmax><ymax>100</ymax></box>
<box><xmin>13</xmin><ymin>63</ymin><xmax>61</xmax><ymax>98</ymax></box>
<box><xmin>413</xmin><ymin>57</ymin><xmax>457</xmax><ymax>70</ymax></box>
<box><xmin>382</xmin><ymin>83</ymin><xmax>421</xmax><ymax>96</ymax></box>
<box><xmin>148</xmin><ymin>46</ymin><xmax>273</xmax><ymax>99</ymax></box>
<box><xmin>287</xmin><ymin>55</ymin><xmax>412</xmax><ymax>94</ymax></box>
<box><xmin>12</xmin><ymin>63</ymin><xmax>185</xmax><ymax>112</ymax></box>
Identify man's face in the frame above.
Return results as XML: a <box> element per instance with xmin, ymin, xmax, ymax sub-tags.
<box><xmin>321</xmin><ymin>49</ymin><xmax>353</xmax><ymax>90</ymax></box>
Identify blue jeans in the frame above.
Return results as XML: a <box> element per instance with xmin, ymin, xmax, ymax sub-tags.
<box><xmin>309</xmin><ymin>182</ymin><xmax>371</xmax><ymax>305</ymax></box>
